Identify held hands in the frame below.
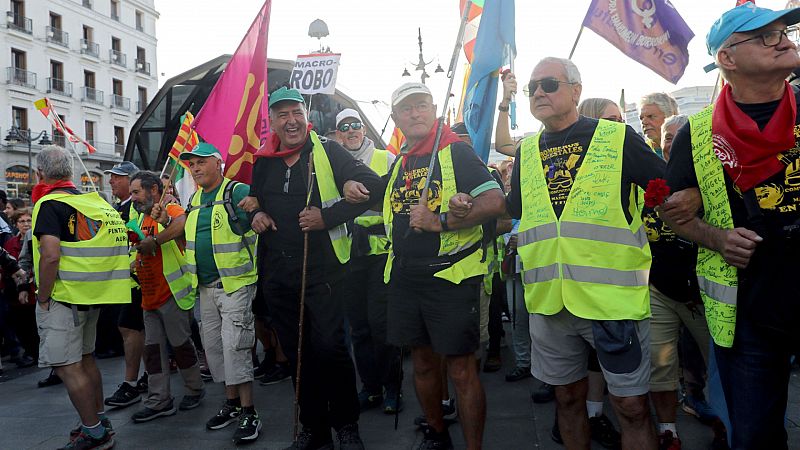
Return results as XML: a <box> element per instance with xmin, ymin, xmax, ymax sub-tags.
<box><xmin>238</xmin><ymin>196</ymin><xmax>261</xmax><ymax>213</ymax></box>
<box><xmin>298</xmin><ymin>207</ymin><xmax>326</xmax><ymax>232</ymax></box>
<box><xmin>18</xmin><ymin>291</ymin><xmax>28</xmax><ymax>305</ymax></box>
<box><xmin>501</xmin><ymin>71</ymin><xmax>517</xmax><ymax>107</ymax></box>
<box><xmin>343</xmin><ymin>180</ymin><xmax>370</xmax><ymax>204</ymax></box>
<box><xmin>11</xmin><ymin>269</ymin><xmax>26</xmax><ymax>286</ymax></box>
<box><xmin>409</xmin><ymin>203</ymin><xmax>441</xmax><ymax>233</ymax></box>
<box><xmin>251</xmin><ymin>211</ymin><xmax>277</xmax><ymax>233</ymax></box>
<box><xmin>716</xmin><ymin>227</ymin><xmax>762</xmax><ymax>269</ymax></box>
<box><xmin>448</xmin><ymin>193</ymin><xmax>473</xmax><ymax>219</ymax></box>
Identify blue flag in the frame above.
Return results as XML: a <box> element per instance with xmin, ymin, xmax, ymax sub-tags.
<box><xmin>463</xmin><ymin>0</ymin><xmax>516</xmax><ymax>163</ymax></box>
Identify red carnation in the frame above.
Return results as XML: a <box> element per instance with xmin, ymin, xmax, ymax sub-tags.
<box><xmin>644</xmin><ymin>178</ymin><xmax>671</xmax><ymax>208</ymax></box>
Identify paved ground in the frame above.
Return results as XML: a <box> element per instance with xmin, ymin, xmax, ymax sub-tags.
<box><xmin>2</xmin><ymin>327</ymin><xmax>800</xmax><ymax>449</ymax></box>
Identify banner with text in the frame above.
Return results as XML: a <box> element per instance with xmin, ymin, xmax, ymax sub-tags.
<box><xmin>290</xmin><ymin>53</ymin><xmax>341</xmax><ymax>95</ymax></box>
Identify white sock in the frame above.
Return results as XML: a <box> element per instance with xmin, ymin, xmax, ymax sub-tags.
<box><xmin>658</xmin><ymin>422</ymin><xmax>677</xmax><ymax>436</ymax></box>
<box><xmin>124</xmin><ymin>380</ymin><xmax>137</xmax><ymax>387</ymax></box>
<box><xmin>586</xmin><ymin>401</ymin><xmax>604</xmax><ymax>418</ymax></box>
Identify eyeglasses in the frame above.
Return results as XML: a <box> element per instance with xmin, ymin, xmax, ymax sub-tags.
<box><xmin>523</xmin><ymin>78</ymin><xmax>576</xmax><ymax>96</ymax></box>
<box><xmin>17</xmin><ymin>219</ymin><xmax>31</xmax><ymax>223</ymax></box>
<box><xmin>724</xmin><ymin>27</ymin><xmax>798</xmax><ymax>49</ymax></box>
<box><xmin>337</xmin><ymin>121</ymin><xmax>363</xmax><ymax>132</ymax></box>
<box><xmin>395</xmin><ymin>102</ymin><xmax>432</xmax><ymax>116</ymax></box>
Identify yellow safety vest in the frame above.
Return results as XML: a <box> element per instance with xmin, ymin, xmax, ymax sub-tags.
<box><xmin>353</xmin><ymin>149</ymin><xmax>390</xmax><ymax>256</ymax></box>
<box><xmin>311</xmin><ymin>132</ymin><xmax>351</xmax><ymax>264</ymax></box>
<box><xmin>517</xmin><ymin>119</ymin><xmax>652</xmax><ymax>320</ymax></box>
<box><xmin>689</xmin><ymin>105</ymin><xmax>738</xmax><ymax>348</ymax></box>
<box><xmin>154</xmin><ymin>221</ymin><xmax>196</xmax><ymax>310</ymax></box>
<box><xmin>32</xmin><ymin>192</ymin><xmax>132</xmax><ymax>305</ymax></box>
<box><xmin>383</xmin><ymin>145</ymin><xmax>486</xmax><ymax>284</ymax></box>
<box><xmin>185</xmin><ymin>178</ymin><xmax>258</xmax><ymax>294</ymax></box>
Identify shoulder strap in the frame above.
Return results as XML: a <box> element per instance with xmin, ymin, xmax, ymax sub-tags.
<box><xmin>222</xmin><ymin>181</ymin><xmax>255</xmax><ymax>264</ymax></box>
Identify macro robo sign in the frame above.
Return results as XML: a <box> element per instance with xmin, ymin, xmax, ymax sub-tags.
<box><xmin>290</xmin><ymin>53</ymin><xmax>341</xmax><ymax>95</ymax></box>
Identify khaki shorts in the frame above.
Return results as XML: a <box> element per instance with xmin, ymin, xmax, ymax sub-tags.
<box><xmin>199</xmin><ymin>283</ymin><xmax>256</xmax><ymax>386</ymax></box>
<box><xmin>36</xmin><ymin>301</ymin><xmax>99</xmax><ymax>367</ymax></box>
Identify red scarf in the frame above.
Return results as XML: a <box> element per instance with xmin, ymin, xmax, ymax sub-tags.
<box><xmin>31</xmin><ymin>180</ymin><xmax>77</xmax><ymax>204</ymax></box>
<box><xmin>257</xmin><ymin>123</ymin><xmax>314</xmax><ymax>159</ymax></box>
<box><xmin>401</xmin><ymin>121</ymin><xmax>462</xmax><ymax>189</ymax></box>
<box><xmin>712</xmin><ymin>82</ymin><xmax>797</xmax><ymax>191</ymax></box>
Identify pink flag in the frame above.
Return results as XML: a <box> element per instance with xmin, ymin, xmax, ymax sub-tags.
<box><xmin>193</xmin><ymin>0</ymin><xmax>271</xmax><ymax>184</ymax></box>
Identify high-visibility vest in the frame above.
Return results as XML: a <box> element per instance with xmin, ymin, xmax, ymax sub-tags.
<box><xmin>383</xmin><ymin>145</ymin><xmax>487</xmax><ymax>284</ymax></box>
<box><xmin>153</xmin><ymin>221</ymin><xmax>195</xmax><ymax>310</ymax></box>
<box><xmin>689</xmin><ymin>105</ymin><xmax>738</xmax><ymax>348</ymax></box>
<box><xmin>311</xmin><ymin>132</ymin><xmax>351</xmax><ymax>264</ymax></box>
<box><xmin>353</xmin><ymin>148</ymin><xmax>390</xmax><ymax>256</ymax></box>
<box><xmin>185</xmin><ymin>178</ymin><xmax>257</xmax><ymax>294</ymax></box>
<box><xmin>517</xmin><ymin>119</ymin><xmax>652</xmax><ymax>320</ymax></box>
<box><xmin>32</xmin><ymin>192</ymin><xmax>132</xmax><ymax>305</ymax></box>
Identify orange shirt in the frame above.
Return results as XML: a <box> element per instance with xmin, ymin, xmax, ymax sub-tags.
<box><xmin>136</xmin><ymin>204</ymin><xmax>185</xmax><ymax>311</ymax></box>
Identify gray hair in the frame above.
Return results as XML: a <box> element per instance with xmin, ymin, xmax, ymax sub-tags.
<box><xmin>36</xmin><ymin>145</ymin><xmax>73</xmax><ymax>181</ymax></box>
<box><xmin>640</xmin><ymin>92</ymin><xmax>679</xmax><ymax>116</ymax></box>
<box><xmin>662</xmin><ymin>114</ymin><xmax>689</xmax><ymax>133</ymax></box>
<box><xmin>535</xmin><ymin>57</ymin><xmax>582</xmax><ymax>84</ymax></box>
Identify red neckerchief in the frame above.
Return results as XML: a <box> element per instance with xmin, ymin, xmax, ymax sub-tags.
<box><xmin>31</xmin><ymin>181</ymin><xmax>77</xmax><ymax>204</ymax></box>
<box><xmin>712</xmin><ymin>82</ymin><xmax>797</xmax><ymax>191</ymax></box>
<box><xmin>257</xmin><ymin>123</ymin><xmax>314</xmax><ymax>159</ymax></box>
<box><xmin>401</xmin><ymin>120</ymin><xmax>462</xmax><ymax>190</ymax></box>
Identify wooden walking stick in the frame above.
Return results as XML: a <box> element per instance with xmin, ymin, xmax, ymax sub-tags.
<box><xmin>293</xmin><ymin>151</ymin><xmax>316</xmax><ymax>440</ymax></box>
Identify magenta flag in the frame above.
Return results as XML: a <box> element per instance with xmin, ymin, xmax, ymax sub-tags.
<box><xmin>582</xmin><ymin>0</ymin><xmax>694</xmax><ymax>84</ymax></box>
<box><xmin>193</xmin><ymin>0</ymin><xmax>270</xmax><ymax>184</ymax></box>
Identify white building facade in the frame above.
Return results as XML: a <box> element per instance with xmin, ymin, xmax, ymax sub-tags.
<box><xmin>1</xmin><ymin>0</ymin><xmax>158</xmax><ymax>198</ymax></box>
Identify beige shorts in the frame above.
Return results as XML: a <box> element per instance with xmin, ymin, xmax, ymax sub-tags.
<box><xmin>199</xmin><ymin>283</ymin><xmax>256</xmax><ymax>386</ymax></box>
<box><xmin>36</xmin><ymin>301</ymin><xmax>99</xmax><ymax>367</ymax></box>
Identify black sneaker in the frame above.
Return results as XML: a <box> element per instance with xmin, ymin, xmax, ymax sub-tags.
<box><xmin>131</xmin><ymin>402</ymin><xmax>178</xmax><ymax>423</ymax></box>
<box><xmin>532</xmin><ymin>382</ymin><xmax>555</xmax><ymax>403</ymax></box>
<box><xmin>357</xmin><ymin>389</ymin><xmax>383</xmax><ymax>411</ymax></box>
<box><xmin>505</xmin><ymin>366</ymin><xmax>532</xmax><ymax>382</ymax></box>
<box><xmin>336</xmin><ymin>423</ymin><xmax>365</xmax><ymax>450</ymax></box>
<box><xmin>282</xmin><ymin>428</ymin><xmax>334</xmax><ymax>450</ymax></box>
<box><xmin>589</xmin><ymin>414</ymin><xmax>621</xmax><ymax>449</ymax></box>
<box><xmin>483</xmin><ymin>354</ymin><xmax>502</xmax><ymax>373</ymax></box>
<box><xmin>104</xmin><ymin>382</ymin><xmax>141</xmax><ymax>408</ymax></box>
<box><xmin>135</xmin><ymin>372</ymin><xmax>149</xmax><ymax>393</ymax></box>
<box><xmin>38</xmin><ymin>369</ymin><xmax>62</xmax><ymax>388</ymax></box>
<box><xmin>60</xmin><ymin>428</ymin><xmax>114</xmax><ymax>450</ymax></box>
<box><xmin>414</xmin><ymin>398</ymin><xmax>457</xmax><ymax>428</ymax></box>
<box><xmin>206</xmin><ymin>401</ymin><xmax>242</xmax><ymax>430</ymax></box>
<box><xmin>232</xmin><ymin>410</ymin><xmax>262</xmax><ymax>444</ymax></box>
<box><xmin>200</xmin><ymin>367</ymin><xmax>213</xmax><ymax>381</ymax></box>
<box><xmin>253</xmin><ymin>358</ymin><xmax>273</xmax><ymax>379</ymax></box>
<box><xmin>417</xmin><ymin>426</ymin><xmax>454</xmax><ymax>450</ymax></box>
<box><xmin>179</xmin><ymin>390</ymin><xmax>206</xmax><ymax>411</ymax></box>
<box><xmin>260</xmin><ymin>362</ymin><xmax>291</xmax><ymax>386</ymax></box>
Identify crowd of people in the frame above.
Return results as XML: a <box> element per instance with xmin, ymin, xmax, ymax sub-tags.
<box><xmin>3</xmin><ymin>3</ymin><xmax>800</xmax><ymax>450</ymax></box>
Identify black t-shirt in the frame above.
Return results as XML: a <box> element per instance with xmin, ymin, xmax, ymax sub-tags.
<box><xmin>642</xmin><ymin>204</ymin><xmax>700</xmax><ymax>302</ymax></box>
<box><xmin>666</xmin><ymin>90</ymin><xmax>800</xmax><ymax>336</ymax></box>
<box><xmin>388</xmin><ymin>141</ymin><xmax>499</xmax><ymax>259</ymax></box>
<box><xmin>115</xmin><ymin>197</ymin><xmax>133</xmax><ymax>222</ymax></box>
<box><xmin>33</xmin><ymin>188</ymin><xmax>83</xmax><ymax>242</ymax></box>
<box><xmin>507</xmin><ymin>117</ymin><xmax>666</xmax><ymax>221</ymax></box>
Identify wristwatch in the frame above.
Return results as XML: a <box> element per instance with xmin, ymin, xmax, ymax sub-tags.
<box><xmin>163</xmin><ymin>216</ymin><xmax>173</xmax><ymax>228</ymax></box>
<box><xmin>439</xmin><ymin>212</ymin><xmax>450</xmax><ymax>231</ymax></box>
<box><xmin>498</xmin><ymin>104</ymin><xmax>509</xmax><ymax>112</ymax></box>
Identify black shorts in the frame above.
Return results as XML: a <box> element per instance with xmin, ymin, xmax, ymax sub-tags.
<box><xmin>387</xmin><ymin>270</ymin><xmax>480</xmax><ymax>356</ymax></box>
<box><xmin>117</xmin><ymin>288</ymin><xmax>144</xmax><ymax>331</ymax></box>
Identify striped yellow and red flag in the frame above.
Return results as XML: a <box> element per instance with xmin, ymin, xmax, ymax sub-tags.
<box><xmin>168</xmin><ymin>112</ymin><xmax>199</xmax><ymax>169</ymax></box>
<box><xmin>386</xmin><ymin>127</ymin><xmax>406</xmax><ymax>155</ymax></box>
<box><xmin>460</xmin><ymin>0</ymin><xmax>485</xmax><ymax>63</ymax></box>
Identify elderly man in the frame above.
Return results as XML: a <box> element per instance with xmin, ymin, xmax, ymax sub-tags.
<box><xmin>660</xmin><ymin>4</ymin><xmax>800</xmax><ymax>448</ymax></box>
<box><xmin>639</xmin><ymin>93</ymin><xmax>679</xmax><ymax>158</ymax></box>
<box><xmin>506</xmin><ymin>57</ymin><xmax>665</xmax><ymax>450</ymax></box>
<box><xmin>660</xmin><ymin>115</ymin><xmax>687</xmax><ymax>162</ymax></box>
<box><xmin>32</xmin><ymin>146</ymin><xmax>131</xmax><ymax>449</ymax></box>
<box><xmin>335</xmin><ymin>108</ymin><xmax>403</xmax><ymax>414</ymax></box>
<box><xmin>248</xmin><ymin>87</ymin><xmax>384</xmax><ymax>450</ymax></box>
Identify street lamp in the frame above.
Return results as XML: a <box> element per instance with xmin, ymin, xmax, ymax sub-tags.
<box><xmin>4</xmin><ymin>126</ymin><xmax>51</xmax><ymax>189</ymax></box>
<box><xmin>401</xmin><ymin>28</ymin><xmax>443</xmax><ymax>85</ymax></box>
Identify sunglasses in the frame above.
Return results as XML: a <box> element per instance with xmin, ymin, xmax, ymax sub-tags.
<box><xmin>523</xmin><ymin>78</ymin><xmax>576</xmax><ymax>96</ymax></box>
<box><xmin>337</xmin><ymin>122</ymin><xmax>363</xmax><ymax>132</ymax></box>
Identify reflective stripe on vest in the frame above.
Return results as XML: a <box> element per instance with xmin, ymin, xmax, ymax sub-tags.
<box><xmin>156</xmin><ymin>219</ymin><xmax>196</xmax><ymax>311</ymax></box>
<box><xmin>690</xmin><ymin>105</ymin><xmax>738</xmax><ymax>348</ymax></box>
<box><xmin>32</xmin><ymin>192</ymin><xmax>132</xmax><ymax>305</ymax></box>
<box><xmin>383</xmin><ymin>145</ymin><xmax>486</xmax><ymax>284</ymax></box>
<box><xmin>516</xmin><ymin>119</ymin><xmax>652</xmax><ymax>320</ymax></box>
<box><xmin>312</xmin><ymin>132</ymin><xmax>351</xmax><ymax>264</ymax></box>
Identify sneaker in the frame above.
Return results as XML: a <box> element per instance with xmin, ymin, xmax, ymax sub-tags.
<box><xmin>505</xmin><ymin>366</ymin><xmax>532</xmax><ymax>382</ymax></box>
<box><xmin>59</xmin><ymin>429</ymin><xmax>114</xmax><ymax>450</ymax></box>
<box><xmin>179</xmin><ymin>390</ymin><xmax>206</xmax><ymax>411</ymax></box>
<box><xmin>38</xmin><ymin>369</ymin><xmax>63</xmax><ymax>388</ymax></box>
<box><xmin>532</xmin><ymin>382</ymin><xmax>555</xmax><ymax>403</ymax></box>
<box><xmin>442</xmin><ymin>398</ymin><xmax>457</xmax><ymax>421</ymax></box>
<box><xmin>417</xmin><ymin>425</ymin><xmax>454</xmax><ymax>450</ymax></box>
<box><xmin>104</xmin><ymin>382</ymin><xmax>141</xmax><ymax>408</ymax></box>
<box><xmin>232</xmin><ymin>410</ymin><xmax>262</xmax><ymax>444</ymax></box>
<box><xmin>682</xmin><ymin>394</ymin><xmax>717</xmax><ymax>424</ymax></box>
<box><xmin>135</xmin><ymin>372</ymin><xmax>149</xmax><ymax>393</ymax></box>
<box><xmin>336</xmin><ymin>423</ymin><xmax>365</xmax><ymax>450</ymax></box>
<box><xmin>282</xmin><ymin>427</ymin><xmax>334</xmax><ymax>450</ymax></box>
<box><xmin>200</xmin><ymin>367</ymin><xmax>213</xmax><ymax>381</ymax></box>
<box><xmin>131</xmin><ymin>402</ymin><xmax>178</xmax><ymax>423</ymax></box>
<box><xmin>69</xmin><ymin>418</ymin><xmax>114</xmax><ymax>441</ymax></box>
<box><xmin>589</xmin><ymin>414</ymin><xmax>621</xmax><ymax>449</ymax></box>
<box><xmin>383</xmin><ymin>389</ymin><xmax>404</xmax><ymax>414</ymax></box>
<box><xmin>501</xmin><ymin>312</ymin><xmax>511</xmax><ymax>322</ymax></box>
<box><xmin>483</xmin><ymin>354</ymin><xmax>502</xmax><ymax>373</ymax></box>
<box><xmin>551</xmin><ymin>415</ymin><xmax>563</xmax><ymax>444</ymax></box>
<box><xmin>253</xmin><ymin>358</ymin><xmax>272</xmax><ymax>379</ymax></box>
<box><xmin>658</xmin><ymin>430</ymin><xmax>682</xmax><ymax>450</ymax></box>
<box><xmin>357</xmin><ymin>389</ymin><xmax>383</xmax><ymax>412</ymax></box>
<box><xmin>206</xmin><ymin>401</ymin><xmax>242</xmax><ymax>430</ymax></box>
<box><xmin>11</xmin><ymin>353</ymin><xmax>35</xmax><ymax>368</ymax></box>
<box><xmin>260</xmin><ymin>362</ymin><xmax>292</xmax><ymax>385</ymax></box>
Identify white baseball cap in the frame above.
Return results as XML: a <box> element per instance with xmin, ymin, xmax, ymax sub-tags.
<box><xmin>335</xmin><ymin>108</ymin><xmax>362</xmax><ymax>127</ymax></box>
<box><xmin>391</xmin><ymin>82</ymin><xmax>432</xmax><ymax>107</ymax></box>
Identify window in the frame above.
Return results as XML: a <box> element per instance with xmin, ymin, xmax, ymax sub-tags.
<box><xmin>50</xmin><ymin>60</ymin><xmax>63</xmax><ymax>80</ymax></box>
<box><xmin>85</xmin><ymin>120</ymin><xmax>95</xmax><ymax>145</ymax></box>
<box><xmin>53</xmin><ymin>115</ymin><xmax>66</xmax><ymax>146</ymax></box>
<box><xmin>84</xmin><ymin>70</ymin><xmax>95</xmax><ymax>88</ymax></box>
<box><xmin>110</xmin><ymin>0</ymin><xmax>119</xmax><ymax>20</ymax></box>
<box><xmin>83</xmin><ymin>25</ymin><xmax>93</xmax><ymax>40</ymax></box>
<box><xmin>136</xmin><ymin>47</ymin><xmax>146</xmax><ymax>62</ymax></box>
<box><xmin>12</xmin><ymin>107</ymin><xmax>27</xmax><ymax>129</ymax></box>
<box><xmin>49</xmin><ymin>12</ymin><xmax>61</xmax><ymax>29</ymax></box>
<box><xmin>111</xmin><ymin>37</ymin><xmax>121</xmax><ymax>52</ymax></box>
<box><xmin>11</xmin><ymin>49</ymin><xmax>26</xmax><ymax>69</ymax></box>
<box><xmin>49</xmin><ymin>60</ymin><xmax>66</xmax><ymax>93</ymax></box>
<box><xmin>137</xmin><ymin>86</ymin><xmax>147</xmax><ymax>113</ymax></box>
<box><xmin>112</xmin><ymin>78</ymin><xmax>122</xmax><ymax>96</ymax></box>
<box><xmin>11</xmin><ymin>0</ymin><xmax>24</xmax><ymax>17</ymax></box>
<box><xmin>114</xmin><ymin>126</ymin><xmax>125</xmax><ymax>155</ymax></box>
<box><xmin>135</xmin><ymin>10</ymin><xmax>144</xmax><ymax>31</ymax></box>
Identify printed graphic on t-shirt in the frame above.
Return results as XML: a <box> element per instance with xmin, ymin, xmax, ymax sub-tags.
<box><xmin>540</xmin><ymin>142</ymin><xmax>584</xmax><ymax>207</ymax></box>
<box><xmin>643</xmin><ymin>210</ymin><xmax>676</xmax><ymax>243</ymax></box>
<box><xmin>753</xmin><ymin>127</ymin><xmax>800</xmax><ymax>214</ymax></box>
<box><xmin>390</xmin><ymin>166</ymin><xmax>442</xmax><ymax>214</ymax></box>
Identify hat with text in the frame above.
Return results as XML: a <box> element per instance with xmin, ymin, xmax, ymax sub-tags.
<box><xmin>179</xmin><ymin>142</ymin><xmax>223</xmax><ymax>161</ymax></box>
<box><xmin>391</xmin><ymin>82</ymin><xmax>432</xmax><ymax>107</ymax></box>
<box><xmin>268</xmin><ymin>86</ymin><xmax>305</xmax><ymax>108</ymax></box>
<box><xmin>104</xmin><ymin>161</ymin><xmax>140</xmax><ymax>176</ymax></box>
<box><xmin>707</xmin><ymin>3</ymin><xmax>800</xmax><ymax>58</ymax></box>
<box><xmin>335</xmin><ymin>108</ymin><xmax>362</xmax><ymax>127</ymax></box>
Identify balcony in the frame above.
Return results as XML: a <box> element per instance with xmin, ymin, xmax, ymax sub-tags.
<box><xmin>114</xmin><ymin>144</ymin><xmax>124</xmax><ymax>155</ymax></box>
<box><xmin>47</xmin><ymin>78</ymin><xmax>72</xmax><ymax>97</ymax></box>
<box><xmin>6</xmin><ymin>67</ymin><xmax>36</xmax><ymax>89</ymax></box>
<box><xmin>135</xmin><ymin>60</ymin><xmax>150</xmax><ymax>76</ymax></box>
<box><xmin>46</xmin><ymin>26</ymin><xmax>69</xmax><ymax>48</ymax></box>
<box><xmin>81</xmin><ymin>86</ymin><xmax>104</xmax><ymax>105</ymax></box>
<box><xmin>6</xmin><ymin>12</ymin><xmax>32</xmax><ymax>34</ymax></box>
<box><xmin>82</xmin><ymin>0</ymin><xmax>92</xmax><ymax>8</ymax></box>
<box><xmin>80</xmin><ymin>39</ymin><xmax>99</xmax><ymax>58</ymax></box>
<box><xmin>111</xmin><ymin>94</ymin><xmax>130</xmax><ymax>110</ymax></box>
<box><xmin>109</xmin><ymin>49</ymin><xmax>126</xmax><ymax>68</ymax></box>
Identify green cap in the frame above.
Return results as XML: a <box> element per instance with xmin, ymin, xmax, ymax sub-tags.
<box><xmin>179</xmin><ymin>142</ymin><xmax>223</xmax><ymax>161</ymax></box>
<box><xmin>268</xmin><ymin>86</ymin><xmax>305</xmax><ymax>108</ymax></box>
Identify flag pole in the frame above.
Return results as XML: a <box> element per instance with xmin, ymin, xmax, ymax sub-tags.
<box><xmin>619</xmin><ymin>88</ymin><xmax>626</xmax><ymax>124</ymax></box>
<box><xmin>568</xmin><ymin>26</ymin><xmax>584</xmax><ymax>59</ymax></box>
<box><xmin>51</xmin><ymin>112</ymin><xmax>97</xmax><ymax>191</ymax></box>
<box><xmin>508</xmin><ymin>44</ymin><xmax>518</xmax><ymax>130</ymax></box>
<box><xmin>710</xmin><ymin>73</ymin><xmax>722</xmax><ymax>104</ymax></box>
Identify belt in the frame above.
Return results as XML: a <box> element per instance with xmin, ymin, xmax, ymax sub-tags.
<box><xmin>395</xmin><ymin>242</ymin><xmax>480</xmax><ymax>270</ymax></box>
<box><xmin>202</xmin><ymin>280</ymin><xmax>224</xmax><ymax>289</ymax></box>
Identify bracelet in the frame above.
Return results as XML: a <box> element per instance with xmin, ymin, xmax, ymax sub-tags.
<box><xmin>439</xmin><ymin>212</ymin><xmax>450</xmax><ymax>232</ymax></box>
<box><xmin>498</xmin><ymin>104</ymin><xmax>509</xmax><ymax>112</ymax></box>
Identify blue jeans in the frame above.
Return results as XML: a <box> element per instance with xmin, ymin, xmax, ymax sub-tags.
<box><xmin>505</xmin><ymin>276</ymin><xmax>530</xmax><ymax>368</ymax></box>
<box><xmin>715</xmin><ymin>311</ymin><xmax>792</xmax><ymax>450</ymax></box>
